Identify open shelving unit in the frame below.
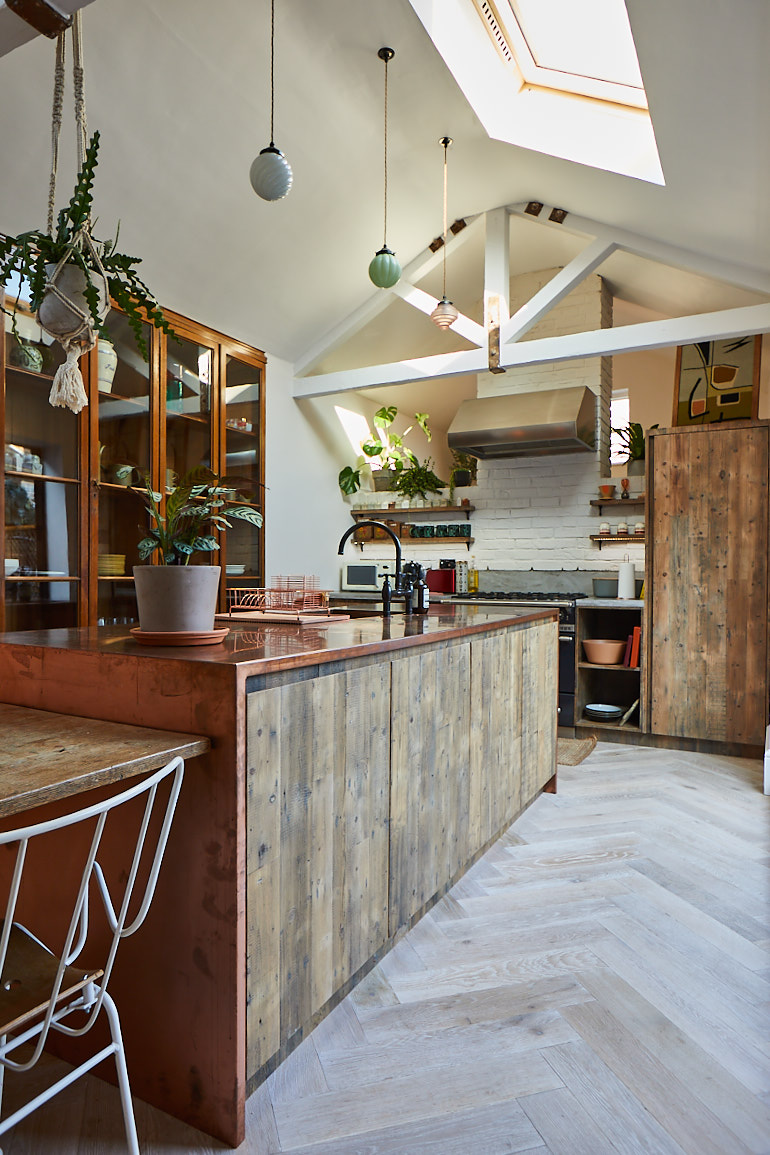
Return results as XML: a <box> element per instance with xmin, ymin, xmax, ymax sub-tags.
<box><xmin>575</xmin><ymin>604</ymin><xmax>645</xmax><ymax>733</ymax></box>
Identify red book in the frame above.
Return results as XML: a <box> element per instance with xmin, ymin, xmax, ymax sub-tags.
<box><xmin>622</xmin><ymin>634</ymin><xmax>633</xmax><ymax>667</ymax></box>
<box><xmin>630</xmin><ymin>625</ymin><xmax>641</xmax><ymax>669</ymax></box>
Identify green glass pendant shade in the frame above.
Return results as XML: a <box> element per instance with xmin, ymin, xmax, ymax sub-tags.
<box><xmin>369</xmin><ymin>246</ymin><xmax>401</xmax><ymax>289</ymax></box>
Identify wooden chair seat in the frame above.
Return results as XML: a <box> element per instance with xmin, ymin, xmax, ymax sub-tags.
<box><xmin>0</xmin><ymin>923</ymin><xmax>103</xmax><ymax>1036</ymax></box>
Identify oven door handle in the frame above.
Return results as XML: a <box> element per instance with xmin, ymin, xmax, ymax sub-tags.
<box><xmin>559</xmin><ymin>634</ymin><xmax>575</xmax><ymax>642</ymax></box>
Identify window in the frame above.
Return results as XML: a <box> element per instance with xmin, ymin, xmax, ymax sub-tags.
<box><xmin>408</xmin><ymin>0</ymin><xmax>663</xmax><ymax>184</ymax></box>
<box><xmin>609</xmin><ymin>389</ymin><xmax>630</xmax><ymax>465</ymax></box>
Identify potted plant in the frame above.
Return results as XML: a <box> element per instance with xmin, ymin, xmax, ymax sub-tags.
<box><xmin>0</xmin><ymin>131</ymin><xmax>175</xmax><ymax>411</ymax></box>
<box><xmin>612</xmin><ymin>422</ymin><xmax>658</xmax><ymax>476</ymax></box>
<box><xmin>388</xmin><ymin>457</ymin><xmax>447</xmax><ymax>505</ymax></box>
<box><xmin>448</xmin><ymin>448</ymin><xmax>477</xmax><ymax>501</ymax></box>
<box><xmin>338</xmin><ymin>407</ymin><xmax>432</xmax><ymax>495</ymax></box>
<box><xmin>130</xmin><ymin>466</ymin><xmax>263</xmax><ymax>634</ymax></box>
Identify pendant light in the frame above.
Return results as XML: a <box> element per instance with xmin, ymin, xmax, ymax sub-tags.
<box><xmin>368</xmin><ymin>47</ymin><xmax>401</xmax><ymax>289</ymax></box>
<box><xmin>250</xmin><ymin>0</ymin><xmax>293</xmax><ymax>202</ymax></box>
<box><xmin>430</xmin><ymin>136</ymin><xmax>459</xmax><ymax>330</ymax></box>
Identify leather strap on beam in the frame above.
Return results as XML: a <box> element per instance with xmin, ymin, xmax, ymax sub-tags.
<box><xmin>6</xmin><ymin>0</ymin><xmax>72</xmax><ymax>38</ymax></box>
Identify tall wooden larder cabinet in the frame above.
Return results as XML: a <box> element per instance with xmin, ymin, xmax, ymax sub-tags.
<box><xmin>2</xmin><ymin>291</ymin><xmax>265</xmax><ymax>632</ymax></box>
<box><xmin>646</xmin><ymin>421</ymin><xmax>769</xmax><ymax>748</ymax></box>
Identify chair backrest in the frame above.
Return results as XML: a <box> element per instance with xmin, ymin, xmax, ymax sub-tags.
<box><xmin>0</xmin><ymin>756</ymin><xmax>184</xmax><ymax>1070</ymax></box>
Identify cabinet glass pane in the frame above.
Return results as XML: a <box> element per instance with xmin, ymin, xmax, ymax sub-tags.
<box><xmin>4</xmin><ymin>478</ymin><xmax>79</xmax><ymax>575</ymax></box>
<box><xmin>98</xmin><ymin>312</ymin><xmax>152</xmax><ymax>483</ymax></box>
<box><xmin>4</xmin><ymin>579</ymin><xmax>79</xmax><ymax>631</ymax></box>
<box><xmin>223</xmin><ymin>355</ymin><xmax>262</xmax><ymax>582</ymax></box>
<box><xmin>224</xmin><ymin>356</ymin><xmax>261</xmax><ymax>493</ymax></box>
<box><xmin>5</xmin><ymin>370</ymin><xmax>79</xmax><ymax>480</ymax></box>
<box><xmin>165</xmin><ymin>335</ymin><xmax>213</xmax><ymax>480</ymax></box>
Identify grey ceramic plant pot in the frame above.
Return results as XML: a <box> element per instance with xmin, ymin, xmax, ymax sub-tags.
<box><xmin>133</xmin><ymin>565</ymin><xmax>221</xmax><ymax>633</ymax></box>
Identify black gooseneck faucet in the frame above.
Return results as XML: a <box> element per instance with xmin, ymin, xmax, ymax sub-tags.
<box><xmin>338</xmin><ymin>520</ymin><xmax>407</xmax><ymax>616</ymax></box>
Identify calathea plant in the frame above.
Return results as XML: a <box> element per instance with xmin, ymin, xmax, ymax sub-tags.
<box><xmin>133</xmin><ymin>467</ymin><xmax>263</xmax><ymax>565</ymax></box>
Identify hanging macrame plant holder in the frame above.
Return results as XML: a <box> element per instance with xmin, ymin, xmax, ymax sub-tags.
<box><xmin>40</xmin><ymin>13</ymin><xmax>109</xmax><ymax>413</ymax></box>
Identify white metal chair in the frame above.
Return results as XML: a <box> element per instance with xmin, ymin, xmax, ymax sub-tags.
<box><xmin>0</xmin><ymin>755</ymin><xmax>185</xmax><ymax>1154</ymax></box>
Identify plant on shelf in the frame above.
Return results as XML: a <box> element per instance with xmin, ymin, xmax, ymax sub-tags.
<box><xmin>0</xmin><ymin>131</ymin><xmax>176</xmax><ymax>411</ymax></box>
<box><xmin>612</xmin><ymin>421</ymin><xmax>658</xmax><ymax>475</ymax></box>
<box><xmin>338</xmin><ymin>407</ymin><xmax>432</xmax><ymax>495</ymax></box>
<box><xmin>448</xmin><ymin>448</ymin><xmax>477</xmax><ymax>501</ymax></box>
<box><xmin>132</xmin><ymin>466</ymin><xmax>263</xmax><ymax>566</ymax></box>
<box><xmin>388</xmin><ymin>457</ymin><xmax>447</xmax><ymax>503</ymax></box>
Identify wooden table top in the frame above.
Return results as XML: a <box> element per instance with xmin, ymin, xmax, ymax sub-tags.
<box><xmin>0</xmin><ymin>703</ymin><xmax>210</xmax><ymax>818</ymax></box>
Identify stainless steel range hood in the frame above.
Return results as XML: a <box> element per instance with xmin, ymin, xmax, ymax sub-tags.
<box><xmin>447</xmin><ymin>386</ymin><xmax>597</xmax><ymax>459</ymax></box>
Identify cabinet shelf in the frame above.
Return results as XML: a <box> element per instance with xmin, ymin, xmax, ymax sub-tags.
<box><xmin>352</xmin><ymin>504</ymin><xmax>474</xmax><ymax>520</ymax></box>
<box><xmin>590</xmin><ymin>497</ymin><xmax>645</xmax><ymax>511</ymax></box>
<box><xmin>355</xmin><ymin>536</ymin><xmax>474</xmax><ymax>550</ymax></box>
<box><xmin>590</xmin><ymin>534</ymin><xmax>645</xmax><ymax>548</ymax></box>
<box><xmin>5</xmin><ymin>469</ymin><xmax>79</xmax><ymax>485</ymax></box>
<box><xmin>579</xmin><ymin>661</ymin><xmax>639</xmax><ymax>671</ymax></box>
<box><xmin>5</xmin><ymin>364</ymin><xmax>56</xmax><ymax>383</ymax></box>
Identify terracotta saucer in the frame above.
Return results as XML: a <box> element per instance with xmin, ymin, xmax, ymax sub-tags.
<box><xmin>129</xmin><ymin>627</ymin><xmax>230</xmax><ymax>646</ymax></box>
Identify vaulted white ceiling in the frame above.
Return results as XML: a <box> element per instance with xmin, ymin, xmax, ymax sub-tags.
<box><xmin>0</xmin><ymin>0</ymin><xmax>768</xmax><ymax>369</ymax></box>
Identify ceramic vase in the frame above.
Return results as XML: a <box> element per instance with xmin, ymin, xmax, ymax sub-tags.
<box><xmin>97</xmin><ymin>338</ymin><xmax>118</xmax><ymax>392</ymax></box>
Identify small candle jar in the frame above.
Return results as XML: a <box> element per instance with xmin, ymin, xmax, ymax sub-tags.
<box><xmin>616</xmin><ymin>521</ymin><xmax>628</xmax><ymax>535</ymax></box>
<box><xmin>599</xmin><ymin>522</ymin><xmax>611</xmax><ymax>536</ymax></box>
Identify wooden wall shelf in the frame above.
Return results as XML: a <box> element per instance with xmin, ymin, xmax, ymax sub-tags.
<box><xmin>352</xmin><ymin>504</ymin><xmax>474</xmax><ymax>520</ymax></box>
<box><xmin>590</xmin><ymin>534</ymin><xmax>645</xmax><ymax>548</ymax></box>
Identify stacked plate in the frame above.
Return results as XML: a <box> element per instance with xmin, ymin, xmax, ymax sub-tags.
<box><xmin>584</xmin><ymin>703</ymin><xmax>624</xmax><ymax>722</ymax></box>
<box><xmin>226</xmin><ymin>564</ymin><xmax>246</xmax><ymax>576</ymax></box>
<box><xmin>98</xmin><ymin>553</ymin><xmax>126</xmax><ymax>576</ymax></box>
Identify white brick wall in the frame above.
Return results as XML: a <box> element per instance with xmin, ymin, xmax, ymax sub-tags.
<box><xmin>467</xmin><ymin>270</ymin><xmax>644</xmax><ymax>574</ymax></box>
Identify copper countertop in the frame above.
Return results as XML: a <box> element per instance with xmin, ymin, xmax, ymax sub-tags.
<box><xmin>0</xmin><ymin>604</ymin><xmax>557</xmax><ymax>676</ymax></box>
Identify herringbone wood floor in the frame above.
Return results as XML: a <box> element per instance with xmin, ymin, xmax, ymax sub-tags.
<box><xmin>3</xmin><ymin>742</ymin><xmax>769</xmax><ymax>1153</ymax></box>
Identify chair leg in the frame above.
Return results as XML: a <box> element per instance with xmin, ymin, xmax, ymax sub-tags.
<box><xmin>101</xmin><ymin>992</ymin><xmax>140</xmax><ymax>1155</ymax></box>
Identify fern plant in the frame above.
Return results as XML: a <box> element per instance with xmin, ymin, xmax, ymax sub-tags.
<box><xmin>133</xmin><ymin>467</ymin><xmax>263</xmax><ymax>566</ymax></box>
<box><xmin>0</xmin><ymin>131</ymin><xmax>174</xmax><ymax>358</ymax></box>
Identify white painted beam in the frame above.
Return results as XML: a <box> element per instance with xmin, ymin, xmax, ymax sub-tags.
<box><xmin>292</xmin><ymin>347</ymin><xmax>488</xmax><ymax>399</ymax></box>
<box><xmin>506</xmin><ymin>202</ymin><xmax>770</xmax><ymax>298</ymax></box>
<box><xmin>501</xmin><ymin>236</ymin><xmax>617</xmax><ymax>344</ymax></box>
<box><xmin>498</xmin><ymin>302</ymin><xmax>770</xmax><ymax>367</ymax></box>
<box><xmin>293</xmin><ymin>214</ymin><xmax>483</xmax><ymax>378</ymax></box>
<box><xmin>484</xmin><ymin>208</ymin><xmax>510</xmax><ymax>315</ymax></box>
<box><xmin>391</xmin><ymin>280</ymin><xmax>486</xmax><ymax>347</ymax></box>
<box><xmin>292</xmin><ymin>302</ymin><xmax>770</xmax><ymax>398</ymax></box>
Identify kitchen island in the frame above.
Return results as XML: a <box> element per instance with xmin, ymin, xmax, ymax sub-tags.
<box><xmin>0</xmin><ymin>604</ymin><xmax>557</xmax><ymax>1146</ymax></box>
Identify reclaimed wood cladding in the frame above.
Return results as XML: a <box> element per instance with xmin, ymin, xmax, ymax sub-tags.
<box><xmin>648</xmin><ymin>421</ymin><xmax>769</xmax><ymax>744</ymax></box>
<box><xmin>244</xmin><ymin>620</ymin><xmax>558</xmax><ymax>1081</ymax></box>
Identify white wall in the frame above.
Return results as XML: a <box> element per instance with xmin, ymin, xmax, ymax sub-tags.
<box><xmin>264</xmin><ymin>355</ymin><xmax>351</xmax><ymax>589</ymax></box>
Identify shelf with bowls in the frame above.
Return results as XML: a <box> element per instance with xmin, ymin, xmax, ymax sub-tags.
<box><xmin>575</xmin><ymin>604</ymin><xmax>644</xmax><ymax>735</ymax></box>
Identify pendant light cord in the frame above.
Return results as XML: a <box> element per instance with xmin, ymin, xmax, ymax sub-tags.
<box><xmin>440</xmin><ymin>136</ymin><xmax>452</xmax><ymax>300</ymax></box>
<box><xmin>382</xmin><ymin>53</ymin><xmax>389</xmax><ymax>247</ymax></box>
<box><xmin>269</xmin><ymin>0</ymin><xmax>275</xmax><ymax>146</ymax></box>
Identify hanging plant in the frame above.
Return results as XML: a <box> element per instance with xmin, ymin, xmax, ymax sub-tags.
<box><xmin>0</xmin><ymin>15</ymin><xmax>174</xmax><ymax>413</ymax></box>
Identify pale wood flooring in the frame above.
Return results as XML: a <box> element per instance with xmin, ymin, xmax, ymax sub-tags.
<box><xmin>3</xmin><ymin>742</ymin><xmax>769</xmax><ymax>1154</ymax></box>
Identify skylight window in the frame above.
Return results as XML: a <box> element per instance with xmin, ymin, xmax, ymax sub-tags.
<box><xmin>408</xmin><ymin>0</ymin><xmax>664</xmax><ymax>184</ymax></box>
<box><xmin>499</xmin><ymin>0</ymin><xmax>644</xmax><ymax>96</ymax></box>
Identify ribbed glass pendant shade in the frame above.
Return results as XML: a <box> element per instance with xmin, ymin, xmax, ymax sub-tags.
<box><xmin>250</xmin><ymin>0</ymin><xmax>293</xmax><ymax>202</ymax></box>
<box><xmin>369</xmin><ymin>48</ymin><xmax>400</xmax><ymax>289</ymax></box>
<box><xmin>250</xmin><ymin>145</ymin><xmax>293</xmax><ymax>201</ymax></box>
<box><xmin>369</xmin><ymin>246</ymin><xmax>401</xmax><ymax>289</ymax></box>
<box><xmin>430</xmin><ymin>296</ymin><xmax>459</xmax><ymax>329</ymax></box>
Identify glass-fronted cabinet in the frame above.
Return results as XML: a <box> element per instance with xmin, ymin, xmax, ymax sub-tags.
<box><xmin>1</xmin><ymin>285</ymin><xmax>266</xmax><ymax>632</ymax></box>
<box><xmin>3</xmin><ymin>288</ymin><xmax>86</xmax><ymax>631</ymax></box>
<box><xmin>95</xmin><ymin>311</ymin><xmax>155</xmax><ymax>625</ymax></box>
<box><xmin>220</xmin><ymin>346</ymin><xmax>265</xmax><ymax>588</ymax></box>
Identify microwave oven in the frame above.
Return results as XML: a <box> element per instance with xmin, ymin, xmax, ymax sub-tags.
<box><xmin>341</xmin><ymin>560</ymin><xmax>397</xmax><ymax>592</ymax></box>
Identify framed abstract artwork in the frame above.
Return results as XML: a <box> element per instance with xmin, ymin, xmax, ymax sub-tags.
<box><xmin>673</xmin><ymin>335</ymin><xmax>761</xmax><ymax>426</ymax></box>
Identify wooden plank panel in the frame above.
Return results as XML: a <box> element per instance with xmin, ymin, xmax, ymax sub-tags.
<box><xmin>520</xmin><ymin>620</ymin><xmax>558</xmax><ymax>801</ymax></box>
<box><xmin>389</xmin><ymin>643</ymin><xmax>472</xmax><ymax>934</ymax></box>
<box><xmin>246</xmin><ymin>662</ymin><xmax>391</xmax><ymax>1069</ymax></box>
<box><xmin>650</xmin><ymin>423</ymin><xmax>769</xmax><ymax>744</ymax></box>
<box><xmin>246</xmin><ymin>689</ymin><xmax>282</xmax><ymax>1072</ymax></box>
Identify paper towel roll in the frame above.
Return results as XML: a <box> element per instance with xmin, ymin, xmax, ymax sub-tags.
<box><xmin>618</xmin><ymin>560</ymin><xmax>636</xmax><ymax>600</ymax></box>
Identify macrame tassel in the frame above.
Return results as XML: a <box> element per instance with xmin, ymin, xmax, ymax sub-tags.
<box><xmin>49</xmin><ymin>343</ymin><xmax>90</xmax><ymax>413</ymax></box>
